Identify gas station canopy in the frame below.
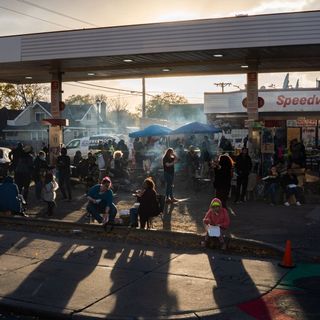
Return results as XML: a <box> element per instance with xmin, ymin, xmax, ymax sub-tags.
<box><xmin>0</xmin><ymin>10</ymin><xmax>320</xmax><ymax>84</ymax></box>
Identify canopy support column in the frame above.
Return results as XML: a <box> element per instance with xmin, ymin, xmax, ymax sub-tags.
<box><xmin>49</xmin><ymin>72</ymin><xmax>63</xmax><ymax>164</ymax></box>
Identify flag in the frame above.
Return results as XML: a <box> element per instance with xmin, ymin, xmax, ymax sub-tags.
<box><xmin>282</xmin><ymin>73</ymin><xmax>289</xmax><ymax>89</ymax></box>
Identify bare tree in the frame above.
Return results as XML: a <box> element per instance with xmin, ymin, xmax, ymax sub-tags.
<box><xmin>0</xmin><ymin>83</ymin><xmax>49</xmax><ymax>109</ymax></box>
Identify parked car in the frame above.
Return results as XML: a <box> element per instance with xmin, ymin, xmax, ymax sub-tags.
<box><xmin>0</xmin><ymin>147</ymin><xmax>11</xmax><ymax>163</ymax></box>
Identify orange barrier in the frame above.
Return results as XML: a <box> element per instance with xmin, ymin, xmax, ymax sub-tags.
<box><xmin>279</xmin><ymin>240</ymin><xmax>295</xmax><ymax>268</ymax></box>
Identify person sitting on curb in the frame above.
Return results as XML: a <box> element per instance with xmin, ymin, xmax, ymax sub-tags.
<box><xmin>0</xmin><ymin>176</ymin><xmax>27</xmax><ymax>217</ymax></box>
<box><xmin>86</xmin><ymin>176</ymin><xmax>117</xmax><ymax>228</ymax></box>
<box><xmin>201</xmin><ymin>197</ymin><xmax>230</xmax><ymax>250</ymax></box>
<box><xmin>281</xmin><ymin>166</ymin><xmax>303</xmax><ymax>206</ymax></box>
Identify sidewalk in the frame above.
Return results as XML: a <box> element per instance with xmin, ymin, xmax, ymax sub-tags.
<box><xmin>0</xmin><ymin>229</ymin><xmax>319</xmax><ymax>319</ymax></box>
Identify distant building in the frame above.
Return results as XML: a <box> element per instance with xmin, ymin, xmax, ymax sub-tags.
<box><xmin>205</xmin><ymin>88</ymin><xmax>320</xmax><ymax>149</ymax></box>
<box><xmin>3</xmin><ymin>101</ymin><xmax>114</xmax><ymax>151</ymax></box>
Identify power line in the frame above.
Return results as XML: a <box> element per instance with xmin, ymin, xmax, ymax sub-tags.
<box><xmin>0</xmin><ymin>4</ymin><xmax>71</xmax><ymax>29</ymax></box>
<box><xmin>15</xmin><ymin>0</ymin><xmax>99</xmax><ymax>27</ymax></box>
<box><xmin>76</xmin><ymin>81</ymin><xmax>154</xmax><ymax>97</ymax></box>
<box><xmin>65</xmin><ymin>83</ymin><xmax>137</xmax><ymax>96</ymax></box>
<box><xmin>68</xmin><ymin>82</ymin><xmax>202</xmax><ymax>101</ymax></box>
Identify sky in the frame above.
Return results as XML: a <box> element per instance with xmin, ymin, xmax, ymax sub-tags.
<box><xmin>1</xmin><ymin>0</ymin><xmax>320</xmax><ymax>112</ymax></box>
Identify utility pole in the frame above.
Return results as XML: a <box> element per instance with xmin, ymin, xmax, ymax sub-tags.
<box><xmin>214</xmin><ymin>82</ymin><xmax>232</xmax><ymax>93</ymax></box>
<box><xmin>142</xmin><ymin>77</ymin><xmax>146</xmax><ymax>118</ymax></box>
<box><xmin>96</xmin><ymin>99</ymin><xmax>101</xmax><ymax>134</ymax></box>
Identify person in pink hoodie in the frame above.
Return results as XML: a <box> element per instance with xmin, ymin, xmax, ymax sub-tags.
<box><xmin>202</xmin><ymin>197</ymin><xmax>230</xmax><ymax>250</ymax></box>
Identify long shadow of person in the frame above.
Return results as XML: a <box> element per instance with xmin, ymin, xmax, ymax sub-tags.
<box><xmin>102</xmin><ymin>246</ymin><xmax>178</xmax><ymax>318</ymax></box>
<box><xmin>3</xmin><ymin>243</ymin><xmax>102</xmax><ymax>314</ymax></box>
<box><xmin>161</xmin><ymin>202</ymin><xmax>175</xmax><ymax>231</ymax></box>
<box><xmin>207</xmin><ymin>252</ymin><xmax>287</xmax><ymax>319</ymax></box>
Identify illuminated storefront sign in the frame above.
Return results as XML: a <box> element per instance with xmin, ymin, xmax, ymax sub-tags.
<box><xmin>204</xmin><ymin>90</ymin><xmax>320</xmax><ymax>113</ymax></box>
<box><xmin>287</xmin><ymin>119</ymin><xmax>318</xmax><ymax>127</ymax></box>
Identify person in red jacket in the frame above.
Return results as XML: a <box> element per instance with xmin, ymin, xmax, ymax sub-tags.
<box><xmin>202</xmin><ymin>197</ymin><xmax>230</xmax><ymax>250</ymax></box>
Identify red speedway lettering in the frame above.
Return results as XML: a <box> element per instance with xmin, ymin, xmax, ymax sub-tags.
<box><xmin>277</xmin><ymin>95</ymin><xmax>320</xmax><ymax>108</ymax></box>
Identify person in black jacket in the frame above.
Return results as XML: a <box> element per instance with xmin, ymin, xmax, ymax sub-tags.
<box><xmin>14</xmin><ymin>145</ymin><xmax>34</xmax><ymax>202</ymax></box>
<box><xmin>234</xmin><ymin>147</ymin><xmax>252</xmax><ymax>203</ymax></box>
<box><xmin>33</xmin><ymin>151</ymin><xmax>49</xmax><ymax>200</ymax></box>
<box><xmin>213</xmin><ymin>154</ymin><xmax>234</xmax><ymax>208</ymax></box>
<box><xmin>136</xmin><ymin>177</ymin><xmax>159</xmax><ymax>229</ymax></box>
<box><xmin>281</xmin><ymin>166</ymin><xmax>303</xmax><ymax>206</ymax></box>
<box><xmin>56</xmin><ymin>147</ymin><xmax>72</xmax><ymax>201</ymax></box>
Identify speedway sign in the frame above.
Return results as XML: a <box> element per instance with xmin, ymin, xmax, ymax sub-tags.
<box><xmin>204</xmin><ymin>89</ymin><xmax>320</xmax><ymax>114</ymax></box>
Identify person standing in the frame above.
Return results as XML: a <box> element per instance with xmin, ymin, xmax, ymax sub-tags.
<box><xmin>200</xmin><ymin>136</ymin><xmax>211</xmax><ymax>176</ymax></box>
<box><xmin>14</xmin><ymin>145</ymin><xmax>34</xmax><ymax>203</ymax></box>
<box><xmin>9</xmin><ymin>142</ymin><xmax>24</xmax><ymax>173</ymax></box>
<box><xmin>133</xmin><ymin>137</ymin><xmax>144</xmax><ymax>170</ymax></box>
<box><xmin>289</xmin><ymin>138</ymin><xmax>306</xmax><ymax>168</ymax></box>
<box><xmin>41</xmin><ymin>172</ymin><xmax>58</xmax><ymax>216</ymax></box>
<box><xmin>213</xmin><ymin>154</ymin><xmax>233</xmax><ymax>208</ymax></box>
<box><xmin>33</xmin><ymin>151</ymin><xmax>49</xmax><ymax>200</ymax></box>
<box><xmin>117</xmin><ymin>139</ymin><xmax>129</xmax><ymax>160</ymax></box>
<box><xmin>234</xmin><ymin>147</ymin><xmax>252</xmax><ymax>203</ymax></box>
<box><xmin>56</xmin><ymin>147</ymin><xmax>72</xmax><ymax>201</ymax></box>
<box><xmin>186</xmin><ymin>146</ymin><xmax>200</xmax><ymax>185</ymax></box>
<box><xmin>162</xmin><ymin>148</ymin><xmax>179</xmax><ymax>203</ymax></box>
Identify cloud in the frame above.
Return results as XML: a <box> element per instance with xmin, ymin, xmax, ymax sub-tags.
<box><xmin>244</xmin><ymin>0</ymin><xmax>318</xmax><ymax>15</ymax></box>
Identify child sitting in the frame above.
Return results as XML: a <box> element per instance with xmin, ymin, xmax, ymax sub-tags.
<box><xmin>202</xmin><ymin>197</ymin><xmax>230</xmax><ymax>250</ymax></box>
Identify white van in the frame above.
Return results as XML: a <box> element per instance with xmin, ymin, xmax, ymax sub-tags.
<box><xmin>65</xmin><ymin>134</ymin><xmax>119</xmax><ymax>160</ymax></box>
<box><xmin>65</xmin><ymin>137</ymin><xmax>90</xmax><ymax>161</ymax></box>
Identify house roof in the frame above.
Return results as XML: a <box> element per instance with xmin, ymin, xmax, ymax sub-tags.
<box><xmin>62</xmin><ymin>104</ymin><xmax>92</xmax><ymax>121</ymax></box>
<box><xmin>4</xmin><ymin>101</ymin><xmax>115</xmax><ymax>130</ymax></box>
<box><xmin>0</xmin><ymin>107</ymin><xmax>22</xmax><ymax>131</ymax></box>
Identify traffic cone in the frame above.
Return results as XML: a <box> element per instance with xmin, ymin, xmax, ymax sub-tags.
<box><xmin>279</xmin><ymin>240</ymin><xmax>295</xmax><ymax>268</ymax></box>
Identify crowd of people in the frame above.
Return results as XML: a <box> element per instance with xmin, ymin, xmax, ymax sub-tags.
<box><xmin>0</xmin><ymin>134</ymin><xmax>311</xmax><ymax>249</ymax></box>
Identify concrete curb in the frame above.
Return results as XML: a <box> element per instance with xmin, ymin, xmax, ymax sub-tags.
<box><xmin>0</xmin><ymin>216</ymin><xmax>283</xmax><ymax>258</ymax></box>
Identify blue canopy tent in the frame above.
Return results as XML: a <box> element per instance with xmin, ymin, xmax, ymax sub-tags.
<box><xmin>170</xmin><ymin>122</ymin><xmax>221</xmax><ymax>135</ymax></box>
<box><xmin>129</xmin><ymin>124</ymin><xmax>172</xmax><ymax>138</ymax></box>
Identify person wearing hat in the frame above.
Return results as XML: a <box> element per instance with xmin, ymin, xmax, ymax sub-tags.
<box><xmin>86</xmin><ymin>176</ymin><xmax>117</xmax><ymax>227</ymax></box>
<box><xmin>202</xmin><ymin>198</ymin><xmax>230</xmax><ymax>250</ymax></box>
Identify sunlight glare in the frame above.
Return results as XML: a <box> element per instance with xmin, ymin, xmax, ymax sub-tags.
<box><xmin>157</xmin><ymin>11</ymin><xmax>199</xmax><ymax>22</ymax></box>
